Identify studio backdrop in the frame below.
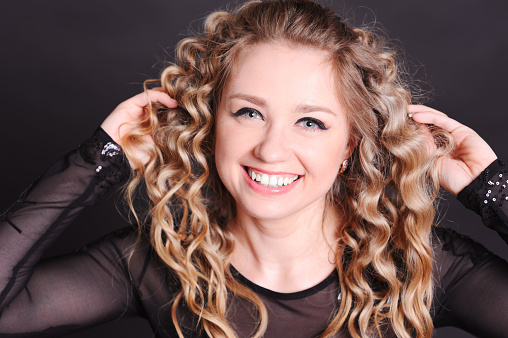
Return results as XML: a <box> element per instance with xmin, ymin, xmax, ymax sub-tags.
<box><xmin>1</xmin><ymin>0</ymin><xmax>507</xmax><ymax>337</ymax></box>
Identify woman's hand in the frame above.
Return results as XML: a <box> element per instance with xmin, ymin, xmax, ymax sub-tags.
<box><xmin>101</xmin><ymin>89</ymin><xmax>178</xmax><ymax>166</ymax></box>
<box><xmin>408</xmin><ymin>105</ymin><xmax>497</xmax><ymax>196</ymax></box>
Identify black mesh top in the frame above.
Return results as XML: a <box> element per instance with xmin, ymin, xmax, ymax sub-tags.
<box><xmin>1</xmin><ymin>128</ymin><xmax>507</xmax><ymax>338</ymax></box>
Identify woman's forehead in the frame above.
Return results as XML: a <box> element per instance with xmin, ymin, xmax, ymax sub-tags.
<box><xmin>222</xmin><ymin>42</ymin><xmax>344</xmax><ymax>112</ymax></box>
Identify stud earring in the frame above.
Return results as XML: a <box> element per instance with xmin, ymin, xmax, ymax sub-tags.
<box><xmin>338</xmin><ymin>159</ymin><xmax>348</xmax><ymax>175</ymax></box>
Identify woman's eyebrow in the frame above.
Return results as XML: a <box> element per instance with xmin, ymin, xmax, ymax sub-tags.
<box><xmin>295</xmin><ymin>103</ymin><xmax>337</xmax><ymax>116</ymax></box>
<box><xmin>228</xmin><ymin>94</ymin><xmax>337</xmax><ymax>116</ymax></box>
<box><xmin>228</xmin><ymin>93</ymin><xmax>266</xmax><ymax>107</ymax></box>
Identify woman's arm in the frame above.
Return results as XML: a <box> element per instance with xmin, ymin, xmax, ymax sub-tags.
<box><xmin>0</xmin><ymin>89</ymin><xmax>176</xmax><ymax>311</ymax></box>
<box><xmin>0</xmin><ymin>91</ymin><xmax>177</xmax><ymax>335</ymax></box>
<box><xmin>0</xmin><ymin>128</ymin><xmax>129</xmax><ymax>314</ymax></box>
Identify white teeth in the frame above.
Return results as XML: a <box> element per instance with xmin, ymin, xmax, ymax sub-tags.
<box><xmin>268</xmin><ymin>175</ymin><xmax>277</xmax><ymax>187</ymax></box>
<box><xmin>247</xmin><ymin>168</ymin><xmax>299</xmax><ymax>187</ymax></box>
<box><xmin>260</xmin><ymin>174</ymin><xmax>269</xmax><ymax>186</ymax></box>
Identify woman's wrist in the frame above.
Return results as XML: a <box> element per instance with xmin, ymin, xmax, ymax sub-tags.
<box><xmin>457</xmin><ymin>159</ymin><xmax>506</xmax><ymax>215</ymax></box>
<box><xmin>78</xmin><ymin>127</ymin><xmax>130</xmax><ymax>185</ymax></box>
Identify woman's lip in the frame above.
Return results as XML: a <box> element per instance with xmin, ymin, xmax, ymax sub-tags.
<box><xmin>243</xmin><ymin>166</ymin><xmax>300</xmax><ymax>176</ymax></box>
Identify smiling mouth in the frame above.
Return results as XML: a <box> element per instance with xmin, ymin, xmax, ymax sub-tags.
<box><xmin>245</xmin><ymin>167</ymin><xmax>300</xmax><ymax>187</ymax></box>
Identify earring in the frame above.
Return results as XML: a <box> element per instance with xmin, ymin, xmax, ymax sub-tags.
<box><xmin>338</xmin><ymin>159</ymin><xmax>348</xmax><ymax>175</ymax></box>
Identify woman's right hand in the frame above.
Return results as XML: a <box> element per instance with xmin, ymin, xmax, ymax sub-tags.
<box><xmin>101</xmin><ymin>89</ymin><xmax>178</xmax><ymax>167</ymax></box>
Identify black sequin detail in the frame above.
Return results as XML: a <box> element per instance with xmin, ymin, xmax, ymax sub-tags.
<box><xmin>457</xmin><ymin>160</ymin><xmax>505</xmax><ymax>213</ymax></box>
<box><xmin>457</xmin><ymin>159</ymin><xmax>508</xmax><ymax>244</ymax></box>
<box><xmin>78</xmin><ymin>128</ymin><xmax>130</xmax><ymax>186</ymax></box>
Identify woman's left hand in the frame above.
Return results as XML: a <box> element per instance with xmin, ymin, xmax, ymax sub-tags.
<box><xmin>408</xmin><ymin>105</ymin><xmax>497</xmax><ymax>196</ymax></box>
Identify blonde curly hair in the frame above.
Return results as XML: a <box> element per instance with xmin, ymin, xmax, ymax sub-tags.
<box><xmin>121</xmin><ymin>0</ymin><xmax>452</xmax><ymax>337</ymax></box>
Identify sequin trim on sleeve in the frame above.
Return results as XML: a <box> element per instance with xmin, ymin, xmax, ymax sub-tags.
<box><xmin>457</xmin><ymin>159</ymin><xmax>508</xmax><ymax>244</ymax></box>
<box><xmin>457</xmin><ymin>160</ymin><xmax>505</xmax><ymax>215</ymax></box>
<box><xmin>78</xmin><ymin>128</ymin><xmax>130</xmax><ymax>185</ymax></box>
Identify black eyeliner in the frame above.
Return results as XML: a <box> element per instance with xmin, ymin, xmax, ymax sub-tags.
<box><xmin>297</xmin><ymin>117</ymin><xmax>328</xmax><ymax>130</ymax></box>
<box><xmin>231</xmin><ymin>107</ymin><xmax>261</xmax><ymax>117</ymax></box>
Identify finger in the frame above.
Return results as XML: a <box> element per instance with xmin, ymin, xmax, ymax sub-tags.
<box><xmin>144</xmin><ymin>90</ymin><xmax>178</xmax><ymax>108</ymax></box>
<box><xmin>128</xmin><ymin>90</ymin><xmax>178</xmax><ymax>109</ymax></box>
<box><xmin>407</xmin><ymin>104</ymin><xmax>447</xmax><ymax>117</ymax></box>
<box><xmin>410</xmin><ymin>111</ymin><xmax>463</xmax><ymax>134</ymax></box>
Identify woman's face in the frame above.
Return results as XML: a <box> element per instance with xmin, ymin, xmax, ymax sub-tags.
<box><xmin>215</xmin><ymin>42</ymin><xmax>351</xmax><ymax>222</ymax></box>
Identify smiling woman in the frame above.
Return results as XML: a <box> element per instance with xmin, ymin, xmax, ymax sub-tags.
<box><xmin>215</xmin><ymin>43</ymin><xmax>350</xmax><ymax>296</ymax></box>
<box><xmin>1</xmin><ymin>1</ymin><xmax>508</xmax><ymax>338</ymax></box>
<box><xmin>117</xmin><ymin>2</ymin><xmax>466</xmax><ymax>336</ymax></box>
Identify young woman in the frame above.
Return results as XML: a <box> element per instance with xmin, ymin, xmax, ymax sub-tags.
<box><xmin>1</xmin><ymin>1</ymin><xmax>507</xmax><ymax>337</ymax></box>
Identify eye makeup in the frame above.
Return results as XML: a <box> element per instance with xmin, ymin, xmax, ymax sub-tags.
<box><xmin>295</xmin><ymin>117</ymin><xmax>328</xmax><ymax>130</ymax></box>
<box><xmin>231</xmin><ymin>107</ymin><xmax>263</xmax><ymax>119</ymax></box>
<box><xmin>231</xmin><ymin>107</ymin><xmax>329</xmax><ymax>130</ymax></box>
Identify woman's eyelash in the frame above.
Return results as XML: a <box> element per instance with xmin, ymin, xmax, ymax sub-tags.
<box><xmin>231</xmin><ymin>107</ymin><xmax>263</xmax><ymax>119</ymax></box>
<box><xmin>231</xmin><ymin>108</ymin><xmax>327</xmax><ymax>130</ymax></box>
<box><xmin>296</xmin><ymin>117</ymin><xmax>328</xmax><ymax>130</ymax></box>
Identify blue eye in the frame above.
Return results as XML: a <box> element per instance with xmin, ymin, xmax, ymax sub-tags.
<box><xmin>296</xmin><ymin>117</ymin><xmax>328</xmax><ymax>130</ymax></box>
<box><xmin>231</xmin><ymin>107</ymin><xmax>263</xmax><ymax>120</ymax></box>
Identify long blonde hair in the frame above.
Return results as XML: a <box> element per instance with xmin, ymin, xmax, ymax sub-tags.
<box><xmin>121</xmin><ymin>1</ymin><xmax>452</xmax><ymax>337</ymax></box>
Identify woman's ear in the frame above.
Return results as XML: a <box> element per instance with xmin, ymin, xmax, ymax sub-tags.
<box><xmin>344</xmin><ymin>136</ymin><xmax>357</xmax><ymax>161</ymax></box>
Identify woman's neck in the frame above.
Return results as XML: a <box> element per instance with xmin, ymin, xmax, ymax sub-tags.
<box><xmin>230</xmin><ymin>199</ymin><xmax>340</xmax><ymax>293</ymax></box>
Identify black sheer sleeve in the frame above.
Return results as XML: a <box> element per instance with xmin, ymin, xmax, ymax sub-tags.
<box><xmin>0</xmin><ymin>128</ymin><xmax>139</xmax><ymax>336</ymax></box>
<box><xmin>457</xmin><ymin>159</ymin><xmax>508</xmax><ymax>244</ymax></box>
<box><xmin>432</xmin><ymin>160</ymin><xmax>508</xmax><ymax>337</ymax></box>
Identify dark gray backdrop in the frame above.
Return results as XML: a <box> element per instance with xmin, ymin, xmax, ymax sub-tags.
<box><xmin>1</xmin><ymin>0</ymin><xmax>507</xmax><ymax>337</ymax></box>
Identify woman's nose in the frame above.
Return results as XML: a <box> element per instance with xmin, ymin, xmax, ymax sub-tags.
<box><xmin>253</xmin><ymin>124</ymin><xmax>291</xmax><ymax>163</ymax></box>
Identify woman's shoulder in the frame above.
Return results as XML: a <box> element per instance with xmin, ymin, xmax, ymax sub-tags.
<box><xmin>430</xmin><ymin>226</ymin><xmax>508</xmax><ymax>332</ymax></box>
<box><xmin>431</xmin><ymin>226</ymin><xmax>494</xmax><ymax>268</ymax></box>
<box><xmin>431</xmin><ymin>226</ymin><xmax>507</xmax><ymax>296</ymax></box>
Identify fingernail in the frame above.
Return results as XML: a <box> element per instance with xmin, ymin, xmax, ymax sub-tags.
<box><xmin>408</xmin><ymin>113</ymin><xmax>414</xmax><ymax>119</ymax></box>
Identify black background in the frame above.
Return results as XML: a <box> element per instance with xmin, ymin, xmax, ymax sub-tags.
<box><xmin>1</xmin><ymin>0</ymin><xmax>507</xmax><ymax>337</ymax></box>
